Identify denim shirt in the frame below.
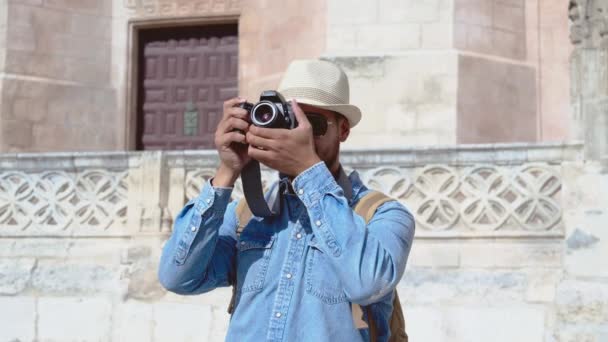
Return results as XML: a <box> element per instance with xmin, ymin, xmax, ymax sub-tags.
<box><xmin>158</xmin><ymin>162</ymin><xmax>415</xmax><ymax>342</ymax></box>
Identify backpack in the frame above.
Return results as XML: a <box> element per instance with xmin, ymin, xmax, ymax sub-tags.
<box><xmin>227</xmin><ymin>190</ymin><xmax>408</xmax><ymax>342</ymax></box>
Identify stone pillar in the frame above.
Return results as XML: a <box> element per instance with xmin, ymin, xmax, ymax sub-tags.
<box><xmin>570</xmin><ymin>0</ymin><xmax>608</xmax><ymax>161</ymax></box>
<box><xmin>324</xmin><ymin>0</ymin><xmax>572</xmax><ymax>148</ymax></box>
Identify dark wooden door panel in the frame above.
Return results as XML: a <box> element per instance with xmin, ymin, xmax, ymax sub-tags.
<box><xmin>137</xmin><ymin>24</ymin><xmax>238</xmax><ymax>150</ymax></box>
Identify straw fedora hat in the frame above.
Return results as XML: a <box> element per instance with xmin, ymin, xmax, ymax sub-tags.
<box><xmin>278</xmin><ymin>59</ymin><xmax>362</xmax><ymax>128</ymax></box>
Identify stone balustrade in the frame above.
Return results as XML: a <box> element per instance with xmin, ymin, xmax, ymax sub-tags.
<box><xmin>0</xmin><ymin>143</ymin><xmax>582</xmax><ymax>238</ymax></box>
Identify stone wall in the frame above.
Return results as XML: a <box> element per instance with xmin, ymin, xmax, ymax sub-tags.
<box><xmin>0</xmin><ymin>0</ymin><xmax>573</xmax><ymax>152</ymax></box>
<box><xmin>0</xmin><ymin>0</ymin><xmax>116</xmax><ymax>152</ymax></box>
<box><xmin>2</xmin><ymin>143</ymin><xmax>607</xmax><ymax>341</ymax></box>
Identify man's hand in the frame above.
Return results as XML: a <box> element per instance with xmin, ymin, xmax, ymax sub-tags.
<box><xmin>246</xmin><ymin>99</ymin><xmax>321</xmax><ymax>177</ymax></box>
<box><xmin>213</xmin><ymin>97</ymin><xmax>252</xmax><ymax>187</ymax></box>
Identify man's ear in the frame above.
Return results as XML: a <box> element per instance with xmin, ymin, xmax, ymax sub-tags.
<box><xmin>338</xmin><ymin>116</ymin><xmax>350</xmax><ymax>142</ymax></box>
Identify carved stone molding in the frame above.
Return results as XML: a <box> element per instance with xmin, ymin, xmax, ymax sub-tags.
<box><xmin>124</xmin><ymin>0</ymin><xmax>241</xmax><ymax>17</ymax></box>
<box><xmin>569</xmin><ymin>0</ymin><xmax>608</xmax><ymax>47</ymax></box>
<box><xmin>0</xmin><ymin>170</ymin><xmax>128</xmax><ymax>235</ymax></box>
<box><xmin>183</xmin><ymin>162</ymin><xmax>564</xmax><ymax>237</ymax></box>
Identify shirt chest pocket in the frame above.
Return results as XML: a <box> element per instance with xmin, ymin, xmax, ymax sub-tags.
<box><xmin>236</xmin><ymin>236</ymin><xmax>274</xmax><ymax>293</ymax></box>
<box><xmin>305</xmin><ymin>237</ymin><xmax>348</xmax><ymax>304</ymax></box>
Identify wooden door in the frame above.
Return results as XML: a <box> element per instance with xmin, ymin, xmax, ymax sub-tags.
<box><xmin>136</xmin><ymin>24</ymin><xmax>238</xmax><ymax>150</ymax></box>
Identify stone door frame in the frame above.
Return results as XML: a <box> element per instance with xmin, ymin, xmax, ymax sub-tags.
<box><xmin>125</xmin><ymin>16</ymin><xmax>239</xmax><ymax>151</ymax></box>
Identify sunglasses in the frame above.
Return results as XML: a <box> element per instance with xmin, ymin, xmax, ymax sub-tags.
<box><xmin>306</xmin><ymin>113</ymin><xmax>334</xmax><ymax>136</ymax></box>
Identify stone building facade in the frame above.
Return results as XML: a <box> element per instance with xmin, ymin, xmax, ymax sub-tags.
<box><xmin>1</xmin><ymin>1</ymin><xmax>607</xmax><ymax>342</ymax></box>
<box><xmin>0</xmin><ymin>0</ymin><xmax>572</xmax><ymax>152</ymax></box>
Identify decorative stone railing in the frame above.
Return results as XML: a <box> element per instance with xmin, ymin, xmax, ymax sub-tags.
<box><xmin>0</xmin><ymin>143</ymin><xmax>583</xmax><ymax>239</ymax></box>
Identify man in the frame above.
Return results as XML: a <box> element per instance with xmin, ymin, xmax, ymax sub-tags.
<box><xmin>158</xmin><ymin>59</ymin><xmax>415</xmax><ymax>341</ymax></box>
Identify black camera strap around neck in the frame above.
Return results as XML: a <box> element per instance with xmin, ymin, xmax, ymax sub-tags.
<box><xmin>241</xmin><ymin>160</ymin><xmax>280</xmax><ymax>217</ymax></box>
<box><xmin>241</xmin><ymin>161</ymin><xmax>353</xmax><ymax>218</ymax></box>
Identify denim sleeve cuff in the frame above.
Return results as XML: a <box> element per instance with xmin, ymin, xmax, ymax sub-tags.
<box><xmin>292</xmin><ymin>161</ymin><xmax>341</xmax><ymax>207</ymax></box>
<box><xmin>194</xmin><ymin>179</ymin><xmax>233</xmax><ymax>214</ymax></box>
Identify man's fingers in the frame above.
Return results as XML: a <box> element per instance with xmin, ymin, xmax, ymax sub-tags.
<box><xmin>291</xmin><ymin>99</ymin><xmax>310</xmax><ymax>128</ymax></box>
<box><xmin>246</xmin><ymin>132</ymin><xmax>276</xmax><ymax>150</ymax></box>
<box><xmin>225</xmin><ymin>106</ymin><xmax>249</xmax><ymax>121</ymax></box>
<box><xmin>222</xmin><ymin>117</ymin><xmax>250</xmax><ymax>134</ymax></box>
<box><xmin>248</xmin><ymin>125</ymin><xmax>287</xmax><ymax>139</ymax></box>
<box><xmin>218</xmin><ymin>131</ymin><xmax>247</xmax><ymax>146</ymax></box>
<box><xmin>223</xmin><ymin>97</ymin><xmax>246</xmax><ymax>115</ymax></box>
<box><xmin>248</xmin><ymin>144</ymin><xmax>274</xmax><ymax>161</ymax></box>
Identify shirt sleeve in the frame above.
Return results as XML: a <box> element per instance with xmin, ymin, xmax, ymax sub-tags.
<box><xmin>157</xmin><ymin>179</ymin><xmax>239</xmax><ymax>295</ymax></box>
<box><xmin>292</xmin><ymin>162</ymin><xmax>416</xmax><ymax>305</ymax></box>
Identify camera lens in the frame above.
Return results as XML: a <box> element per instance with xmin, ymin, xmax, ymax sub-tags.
<box><xmin>251</xmin><ymin>102</ymin><xmax>277</xmax><ymax>127</ymax></box>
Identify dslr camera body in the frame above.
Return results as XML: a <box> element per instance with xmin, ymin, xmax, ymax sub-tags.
<box><xmin>239</xmin><ymin>90</ymin><xmax>298</xmax><ymax>130</ymax></box>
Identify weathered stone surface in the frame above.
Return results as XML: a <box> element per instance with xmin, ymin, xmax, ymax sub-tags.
<box><xmin>0</xmin><ymin>258</ymin><xmax>35</xmax><ymax>295</ymax></box>
<box><xmin>405</xmin><ymin>305</ymin><xmax>545</xmax><ymax>341</ymax></box>
<box><xmin>38</xmin><ymin>297</ymin><xmax>112</xmax><ymax>341</ymax></box>
<box><xmin>0</xmin><ymin>297</ymin><xmax>35</xmax><ymax>342</ymax></box>
<box><xmin>556</xmin><ymin>280</ymin><xmax>608</xmax><ymax>324</ymax></box>
<box><xmin>398</xmin><ymin>268</ymin><xmax>527</xmax><ymax>304</ymax></box>
<box><xmin>31</xmin><ymin>260</ymin><xmax>120</xmax><ymax>295</ymax></box>
<box><xmin>525</xmin><ymin>269</ymin><xmax>562</xmax><ymax>303</ymax></box>
<box><xmin>459</xmin><ymin>242</ymin><xmax>562</xmax><ymax>268</ymax></box>
<box><xmin>112</xmin><ymin>300</ymin><xmax>153</xmax><ymax>342</ymax></box>
<box><xmin>567</xmin><ymin>228</ymin><xmax>600</xmax><ymax>250</ymax></box>
<box><xmin>153</xmin><ymin>302</ymin><xmax>213</xmax><ymax>342</ymax></box>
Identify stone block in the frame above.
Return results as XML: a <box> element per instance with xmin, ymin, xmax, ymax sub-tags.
<box><xmin>38</xmin><ymin>297</ymin><xmax>112</xmax><ymax>341</ymax></box>
<box><xmin>153</xmin><ymin>302</ymin><xmax>213</xmax><ymax>341</ymax></box>
<box><xmin>457</xmin><ymin>54</ymin><xmax>537</xmax><ymax>143</ymax></box>
<box><xmin>459</xmin><ymin>242</ymin><xmax>562</xmax><ymax>268</ymax></box>
<box><xmin>525</xmin><ymin>269</ymin><xmax>562</xmax><ymax>303</ymax></box>
<box><xmin>443</xmin><ymin>306</ymin><xmax>545</xmax><ymax>341</ymax></box>
<box><xmin>6</xmin><ymin>25</ymin><xmax>36</xmax><ymax>51</ymax></box>
<box><xmin>403</xmin><ymin>307</ymin><xmax>444</xmax><ymax>341</ymax></box>
<box><xmin>356</xmin><ymin>23</ymin><xmax>421</xmax><ymax>51</ymax></box>
<box><xmin>328</xmin><ymin>0</ymin><xmax>378</xmax><ymax>25</ymax></box>
<box><xmin>556</xmin><ymin>280</ymin><xmax>608</xmax><ymax>324</ymax></box>
<box><xmin>378</xmin><ymin>0</ymin><xmax>442</xmax><ymax>24</ymax></box>
<box><xmin>455</xmin><ymin>0</ymin><xmax>493</xmax><ymax>26</ymax></box>
<box><xmin>112</xmin><ymin>300</ymin><xmax>154</xmax><ymax>342</ymax></box>
<box><xmin>398</xmin><ymin>268</ymin><xmax>527</xmax><ymax>304</ymax></box>
<box><xmin>31</xmin><ymin>260</ymin><xmax>121</xmax><ymax>295</ymax></box>
<box><xmin>421</xmin><ymin>22</ymin><xmax>452</xmax><ymax>49</ymax></box>
<box><xmin>408</xmin><ymin>242</ymin><xmax>460</xmax><ymax>268</ymax></box>
<box><xmin>328</xmin><ymin>53</ymin><xmax>458</xmax><ymax>147</ymax></box>
<box><xmin>327</xmin><ymin>26</ymin><xmax>356</xmax><ymax>52</ymax></box>
<box><xmin>493</xmin><ymin>2</ymin><xmax>525</xmax><ymax>32</ymax></box>
<box><xmin>493</xmin><ymin>29</ymin><xmax>526</xmax><ymax>60</ymax></box>
<box><xmin>8</xmin><ymin>3</ymin><xmax>70</xmax><ymax>34</ymax></box>
<box><xmin>11</xmin><ymin>96</ymin><xmax>47</xmax><ymax>123</ymax></box>
<box><xmin>0</xmin><ymin>258</ymin><xmax>35</xmax><ymax>295</ymax></box>
<box><xmin>1</xmin><ymin>119</ymin><xmax>33</xmax><ymax>148</ymax></box>
<box><xmin>44</xmin><ymin>0</ymin><xmax>109</xmax><ymax>15</ymax></box>
<box><xmin>10</xmin><ymin>238</ymin><xmax>71</xmax><ymax>258</ymax></box>
<box><xmin>0</xmin><ymin>297</ymin><xmax>35</xmax><ymax>342</ymax></box>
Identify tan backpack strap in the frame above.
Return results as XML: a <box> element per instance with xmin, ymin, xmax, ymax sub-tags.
<box><xmin>389</xmin><ymin>291</ymin><xmax>408</xmax><ymax>342</ymax></box>
<box><xmin>364</xmin><ymin>306</ymin><xmax>378</xmax><ymax>342</ymax></box>
<box><xmin>353</xmin><ymin>191</ymin><xmax>394</xmax><ymax>224</ymax></box>
<box><xmin>234</xmin><ymin>199</ymin><xmax>253</xmax><ymax>237</ymax></box>
<box><xmin>228</xmin><ymin>199</ymin><xmax>254</xmax><ymax>314</ymax></box>
<box><xmin>351</xmin><ymin>191</ymin><xmax>395</xmax><ymax>337</ymax></box>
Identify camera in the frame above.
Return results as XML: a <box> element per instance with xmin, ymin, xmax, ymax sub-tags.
<box><xmin>239</xmin><ymin>90</ymin><xmax>298</xmax><ymax>130</ymax></box>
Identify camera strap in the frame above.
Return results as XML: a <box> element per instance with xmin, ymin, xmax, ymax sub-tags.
<box><xmin>241</xmin><ymin>162</ymin><xmax>353</xmax><ymax>218</ymax></box>
<box><xmin>241</xmin><ymin>160</ymin><xmax>281</xmax><ymax>217</ymax></box>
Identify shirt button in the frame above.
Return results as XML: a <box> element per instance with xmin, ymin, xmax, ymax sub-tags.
<box><xmin>206</xmin><ymin>198</ymin><xmax>212</xmax><ymax>204</ymax></box>
<box><xmin>298</xmin><ymin>189</ymin><xmax>304</xmax><ymax>195</ymax></box>
<box><xmin>315</xmin><ymin>220</ymin><xmax>322</xmax><ymax>227</ymax></box>
<box><xmin>190</xmin><ymin>226</ymin><xmax>197</xmax><ymax>232</ymax></box>
<box><xmin>240</xmin><ymin>241</ymin><xmax>245</xmax><ymax>246</ymax></box>
<box><xmin>286</xmin><ymin>273</ymin><xmax>292</xmax><ymax>279</ymax></box>
<box><xmin>275</xmin><ymin>312</ymin><xmax>282</xmax><ymax>318</ymax></box>
<box><xmin>296</xmin><ymin>233</ymin><xmax>302</xmax><ymax>239</ymax></box>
